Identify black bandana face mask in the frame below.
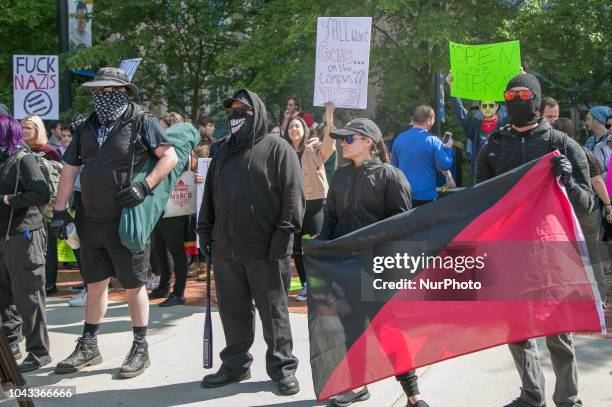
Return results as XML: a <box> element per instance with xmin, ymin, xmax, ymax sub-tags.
<box><xmin>228</xmin><ymin>108</ymin><xmax>254</xmax><ymax>142</ymax></box>
<box><xmin>92</xmin><ymin>90</ymin><xmax>129</xmax><ymax>124</ymax></box>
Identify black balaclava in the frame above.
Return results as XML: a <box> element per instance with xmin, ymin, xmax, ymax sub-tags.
<box><xmin>92</xmin><ymin>90</ymin><xmax>129</xmax><ymax>124</ymax></box>
<box><xmin>505</xmin><ymin>73</ymin><xmax>542</xmax><ymax>127</ymax></box>
<box><xmin>227</xmin><ymin>90</ymin><xmax>255</xmax><ymax>152</ymax></box>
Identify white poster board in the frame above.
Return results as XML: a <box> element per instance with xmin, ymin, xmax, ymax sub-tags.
<box><xmin>313</xmin><ymin>17</ymin><xmax>372</xmax><ymax>110</ymax></box>
<box><xmin>68</xmin><ymin>0</ymin><xmax>93</xmax><ymax>51</ymax></box>
<box><xmin>196</xmin><ymin>158</ymin><xmax>212</xmax><ymax>247</ymax></box>
<box><xmin>119</xmin><ymin>58</ymin><xmax>142</xmax><ymax>82</ymax></box>
<box><xmin>163</xmin><ymin>172</ymin><xmax>197</xmax><ymax>218</ymax></box>
<box><xmin>13</xmin><ymin>55</ymin><xmax>59</xmax><ymax>120</ymax></box>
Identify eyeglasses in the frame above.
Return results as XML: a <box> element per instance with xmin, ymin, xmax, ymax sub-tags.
<box><xmin>225</xmin><ymin>107</ymin><xmax>252</xmax><ymax>117</ymax></box>
<box><xmin>339</xmin><ymin>134</ymin><xmax>367</xmax><ymax>144</ymax></box>
<box><xmin>503</xmin><ymin>89</ymin><xmax>534</xmax><ymax>102</ymax></box>
<box><xmin>480</xmin><ymin>103</ymin><xmax>496</xmax><ymax>109</ymax></box>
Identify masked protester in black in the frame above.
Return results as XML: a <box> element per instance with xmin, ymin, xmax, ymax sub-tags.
<box><xmin>50</xmin><ymin>67</ymin><xmax>178</xmax><ymax>380</ymax></box>
<box><xmin>197</xmin><ymin>89</ymin><xmax>305</xmax><ymax>396</ymax></box>
<box><xmin>0</xmin><ymin>114</ymin><xmax>51</xmax><ymax>373</ymax></box>
<box><xmin>476</xmin><ymin>73</ymin><xmax>593</xmax><ymax>407</ymax></box>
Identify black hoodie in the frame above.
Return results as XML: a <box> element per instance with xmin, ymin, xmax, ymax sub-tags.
<box><xmin>476</xmin><ymin>118</ymin><xmax>593</xmax><ymax>218</ymax></box>
<box><xmin>197</xmin><ymin>89</ymin><xmax>306</xmax><ymax>259</ymax></box>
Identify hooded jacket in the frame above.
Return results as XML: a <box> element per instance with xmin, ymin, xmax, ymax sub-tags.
<box><xmin>320</xmin><ymin>159</ymin><xmax>412</xmax><ymax>240</ymax></box>
<box><xmin>197</xmin><ymin>89</ymin><xmax>306</xmax><ymax>259</ymax></box>
<box><xmin>476</xmin><ymin>119</ymin><xmax>593</xmax><ymax>218</ymax></box>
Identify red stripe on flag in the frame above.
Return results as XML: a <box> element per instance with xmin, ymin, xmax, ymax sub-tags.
<box><xmin>319</xmin><ymin>152</ymin><xmax>602</xmax><ymax>400</ymax></box>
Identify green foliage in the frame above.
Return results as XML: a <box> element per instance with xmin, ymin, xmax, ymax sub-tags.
<box><xmin>1</xmin><ymin>0</ymin><xmax>609</xmax><ymax>141</ymax></box>
<box><xmin>0</xmin><ymin>0</ymin><xmax>58</xmax><ymax>111</ymax></box>
<box><xmin>500</xmin><ymin>0</ymin><xmax>611</xmax><ymax>108</ymax></box>
<box><xmin>81</xmin><ymin>0</ymin><xmax>249</xmax><ymax>122</ymax></box>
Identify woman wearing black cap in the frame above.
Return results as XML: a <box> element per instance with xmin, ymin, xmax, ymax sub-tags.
<box><xmin>320</xmin><ymin>119</ymin><xmax>428</xmax><ymax>407</ymax></box>
<box><xmin>282</xmin><ymin>102</ymin><xmax>336</xmax><ymax>301</ymax></box>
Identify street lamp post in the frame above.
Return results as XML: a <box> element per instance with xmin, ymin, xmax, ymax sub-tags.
<box><xmin>58</xmin><ymin>0</ymin><xmax>72</xmax><ymax>112</ymax></box>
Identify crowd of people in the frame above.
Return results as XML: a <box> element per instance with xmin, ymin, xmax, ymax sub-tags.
<box><xmin>0</xmin><ymin>65</ymin><xmax>610</xmax><ymax>407</ymax></box>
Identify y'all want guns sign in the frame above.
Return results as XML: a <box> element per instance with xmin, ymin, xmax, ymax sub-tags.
<box><xmin>449</xmin><ymin>40</ymin><xmax>521</xmax><ymax>102</ymax></box>
<box><xmin>314</xmin><ymin>17</ymin><xmax>372</xmax><ymax>109</ymax></box>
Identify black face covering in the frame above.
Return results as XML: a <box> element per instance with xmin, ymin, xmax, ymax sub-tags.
<box><xmin>505</xmin><ymin>73</ymin><xmax>542</xmax><ymax>127</ymax></box>
<box><xmin>227</xmin><ymin>110</ymin><xmax>254</xmax><ymax>151</ymax></box>
<box><xmin>506</xmin><ymin>98</ymin><xmax>539</xmax><ymax>127</ymax></box>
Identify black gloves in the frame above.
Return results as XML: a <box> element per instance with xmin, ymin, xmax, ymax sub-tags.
<box><xmin>49</xmin><ymin>209</ymin><xmax>73</xmax><ymax>239</ymax></box>
<box><xmin>269</xmin><ymin>230</ymin><xmax>291</xmax><ymax>261</ymax></box>
<box><xmin>551</xmin><ymin>154</ymin><xmax>576</xmax><ymax>190</ymax></box>
<box><xmin>115</xmin><ymin>180</ymin><xmax>151</xmax><ymax>208</ymax></box>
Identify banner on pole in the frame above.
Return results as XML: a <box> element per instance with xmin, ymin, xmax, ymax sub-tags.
<box><xmin>314</xmin><ymin>17</ymin><xmax>372</xmax><ymax>109</ymax></box>
<box><xmin>13</xmin><ymin>55</ymin><xmax>59</xmax><ymax>120</ymax></box>
<box><xmin>68</xmin><ymin>0</ymin><xmax>93</xmax><ymax>51</ymax></box>
<box><xmin>449</xmin><ymin>40</ymin><xmax>521</xmax><ymax>101</ymax></box>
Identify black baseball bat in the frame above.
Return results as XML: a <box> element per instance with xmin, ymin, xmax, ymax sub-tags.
<box><xmin>203</xmin><ymin>256</ymin><xmax>213</xmax><ymax>369</ymax></box>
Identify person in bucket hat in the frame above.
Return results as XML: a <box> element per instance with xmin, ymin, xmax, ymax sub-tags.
<box><xmin>81</xmin><ymin>67</ymin><xmax>139</xmax><ymax>97</ymax></box>
<box><xmin>50</xmin><ymin>66</ymin><xmax>178</xmax><ymax>379</ymax></box>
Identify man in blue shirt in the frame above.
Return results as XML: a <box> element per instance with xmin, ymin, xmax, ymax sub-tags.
<box><xmin>391</xmin><ymin>105</ymin><xmax>453</xmax><ymax>206</ymax></box>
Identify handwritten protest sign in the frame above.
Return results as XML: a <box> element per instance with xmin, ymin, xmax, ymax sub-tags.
<box><xmin>314</xmin><ymin>17</ymin><xmax>372</xmax><ymax>109</ymax></box>
<box><xmin>449</xmin><ymin>40</ymin><xmax>521</xmax><ymax>101</ymax></box>
<box><xmin>68</xmin><ymin>0</ymin><xmax>93</xmax><ymax>51</ymax></box>
<box><xmin>13</xmin><ymin>55</ymin><xmax>59</xmax><ymax>120</ymax></box>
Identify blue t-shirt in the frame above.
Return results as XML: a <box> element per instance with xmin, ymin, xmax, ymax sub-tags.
<box><xmin>391</xmin><ymin>127</ymin><xmax>453</xmax><ymax>201</ymax></box>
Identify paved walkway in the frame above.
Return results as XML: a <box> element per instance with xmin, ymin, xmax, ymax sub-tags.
<box><xmin>2</xmin><ymin>269</ymin><xmax>610</xmax><ymax>406</ymax></box>
<box><xmin>2</xmin><ymin>296</ymin><xmax>610</xmax><ymax>407</ymax></box>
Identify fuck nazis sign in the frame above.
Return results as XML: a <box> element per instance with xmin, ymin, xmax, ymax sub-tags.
<box><xmin>13</xmin><ymin>55</ymin><xmax>60</xmax><ymax>120</ymax></box>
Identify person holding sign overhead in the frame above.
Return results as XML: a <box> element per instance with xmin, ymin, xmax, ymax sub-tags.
<box><xmin>446</xmin><ymin>73</ymin><xmax>507</xmax><ymax>177</ymax></box>
<box><xmin>281</xmin><ymin>102</ymin><xmax>336</xmax><ymax>301</ymax></box>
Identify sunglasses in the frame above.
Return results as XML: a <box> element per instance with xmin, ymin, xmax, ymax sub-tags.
<box><xmin>225</xmin><ymin>106</ymin><xmax>252</xmax><ymax>117</ymax></box>
<box><xmin>503</xmin><ymin>89</ymin><xmax>534</xmax><ymax>102</ymax></box>
<box><xmin>606</xmin><ymin>123</ymin><xmax>612</xmax><ymax>129</ymax></box>
<box><xmin>339</xmin><ymin>134</ymin><xmax>367</xmax><ymax>144</ymax></box>
<box><xmin>480</xmin><ymin>103</ymin><xmax>496</xmax><ymax>109</ymax></box>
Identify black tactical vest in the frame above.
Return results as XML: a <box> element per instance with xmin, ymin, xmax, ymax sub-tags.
<box><xmin>78</xmin><ymin>103</ymin><xmax>152</xmax><ymax>219</ymax></box>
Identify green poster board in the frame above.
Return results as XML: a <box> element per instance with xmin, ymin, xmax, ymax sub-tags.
<box><xmin>449</xmin><ymin>40</ymin><xmax>521</xmax><ymax>101</ymax></box>
<box><xmin>57</xmin><ymin>239</ymin><xmax>76</xmax><ymax>263</ymax></box>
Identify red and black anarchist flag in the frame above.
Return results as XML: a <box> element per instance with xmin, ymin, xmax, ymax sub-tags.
<box><xmin>304</xmin><ymin>152</ymin><xmax>605</xmax><ymax>401</ymax></box>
